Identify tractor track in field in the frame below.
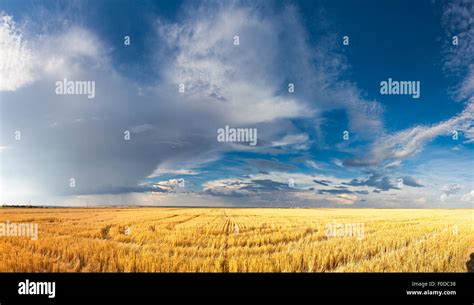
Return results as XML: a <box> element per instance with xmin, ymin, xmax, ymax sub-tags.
<box><xmin>221</xmin><ymin>211</ymin><xmax>230</xmax><ymax>272</ymax></box>
<box><xmin>165</xmin><ymin>211</ymin><xmax>212</xmax><ymax>229</ymax></box>
<box><xmin>219</xmin><ymin>211</ymin><xmax>242</xmax><ymax>272</ymax></box>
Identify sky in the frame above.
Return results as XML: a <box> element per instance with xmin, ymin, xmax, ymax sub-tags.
<box><xmin>0</xmin><ymin>0</ymin><xmax>473</xmax><ymax>208</ymax></box>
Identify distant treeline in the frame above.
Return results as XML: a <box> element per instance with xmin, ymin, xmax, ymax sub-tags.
<box><xmin>1</xmin><ymin>205</ymin><xmax>49</xmax><ymax>208</ymax></box>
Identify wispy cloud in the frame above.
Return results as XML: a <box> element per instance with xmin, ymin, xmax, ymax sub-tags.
<box><xmin>442</xmin><ymin>0</ymin><xmax>474</xmax><ymax>103</ymax></box>
<box><xmin>0</xmin><ymin>13</ymin><xmax>34</xmax><ymax>90</ymax></box>
<box><xmin>344</xmin><ymin>103</ymin><xmax>474</xmax><ymax>167</ymax></box>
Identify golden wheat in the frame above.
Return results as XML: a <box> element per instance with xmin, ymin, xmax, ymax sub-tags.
<box><xmin>0</xmin><ymin>208</ymin><xmax>472</xmax><ymax>272</ymax></box>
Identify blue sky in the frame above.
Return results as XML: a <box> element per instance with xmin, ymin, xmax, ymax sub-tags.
<box><xmin>0</xmin><ymin>0</ymin><xmax>473</xmax><ymax>207</ymax></box>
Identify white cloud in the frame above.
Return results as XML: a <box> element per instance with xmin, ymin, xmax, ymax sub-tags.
<box><xmin>346</xmin><ymin>102</ymin><xmax>474</xmax><ymax>167</ymax></box>
<box><xmin>305</xmin><ymin>160</ymin><xmax>323</xmax><ymax>170</ymax></box>
<box><xmin>0</xmin><ymin>13</ymin><xmax>34</xmax><ymax>91</ymax></box>
<box><xmin>332</xmin><ymin>158</ymin><xmax>343</xmax><ymax>167</ymax></box>
<box><xmin>415</xmin><ymin>197</ymin><xmax>427</xmax><ymax>204</ymax></box>
<box><xmin>37</xmin><ymin>26</ymin><xmax>105</xmax><ymax>78</ymax></box>
<box><xmin>149</xmin><ymin>168</ymin><xmax>198</xmax><ymax>176</ymax></box>
<box><xmin>440</xmin><ymin>193</ymin><xmax>448</xmax><ymax>202</ymax></box>
<box><xmin>442</xmin><ymin>183</ymin><xmax>463</xmax><ymax>195</ymax></box>
<box><xmin>440</xmin><ymin>183</ymin><xmax>463</xmax><ymax>202</ymax></box>
<box><xmin>152</xmin><ymin>179</ymin><xmax>187</xmax><ymax>193</ymax></box>
<box><xmin>155</xmin><ymin>2</ymin><xmax>384</xmax><ymax>137</ymax></box>
<box><xmin>271</xmin><ymin>133</ymin><xmax>309</xmax><ymax>148</ymax></box>
<box><xmin>147</xmin><ymin>154</ymin><xmax>219</xmax><ymax>179</ymax></box>
<box><xmin>0</xmin><ymin>146</ymin><xmax>12</xmax><ymax>153</ymax></box>
<box><xmin>156</xmin><ymin>5</ymin><xmax>309</xmax><ymax>125</ymax></box>
<box><xmin>461</xmin><ymin>190</ymin><xmax>474</xmax><ymax>203</ymax></box>
<box><xmin>329</xmin><ymin>193</ymin><xmax>358</xmax><ymax>205</ymax></box>
<box><xmin>344</xmin><ymin>1</ymin><xmax>474</xmax><ymax>169</ymax></box>
<box><xmin>0</xmin><ymin>12</ymin><xmax>106</xmax><ymax>92</ymax></box>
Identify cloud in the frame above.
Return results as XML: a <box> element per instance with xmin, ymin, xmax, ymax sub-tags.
<box><xmin>1</xmin><ymin>1</ymin><xmax>388</xmax><ymax>205</ymax></box>
<box><xmin>149</xmin><ymin>169</ymin><xmax>198</xmax><ymax>176</ymax></box>
<box><xmin>71</xmin><ymin>184</ymin><xmax>168</xmax><ymax>195</ymax></box>
<box><xmin>313</xmin><ymin>179</ymin><xmax>331</xmax><ymax>186</ymax></box>
<box><xmin>332</xmin><ymin>159</ymin><xmax>344</xmax><ymax>167</ymax></box>
<box><xmin>199</xmin><ymin>176</ymin><xmax>296</xmax><ymax>196</ymax></box>
<box><xmin>152</xmin><ymin>179</ymin><xmax>189</xmax><ymax>193</ymax></box>
<box><xmin>330</xmin><ymin>193</ymin><xmax>358</xmax><ymax>205</ymax></box>
<box><xmin>342</xmin><ymin>1</ymin><xmax>474</xmax><ymax>171</ymax></box>
<box><xmin>202</xmin><ymin>178</ymin><xmax>252</xmax><ymax>197</ymax></box>
<box><xmin>0</xmin><ymin>13</ymin><xmax>34</xmax><ymax>91</ymax></box>
<box><xmin>343</xmin><ymin>174</ymin><xmax>423</xmax><ymax>193</ymax></box>
<box><xmin>129</xmin><ymin>124</ymin><xmax>156</xmax><ymax>134</ymax></box>
<box><xmin>245</xmin><ymin>179</ymin><xmax>293</xmax><ymax>192</ymax></box>
<box><xmin>204</xmin><ymin>171</ymin><xmax>320</xmax><ymax>194</ymax></box>
<box><xmin>460</xmin><ymin>190</ymin><xmax>474</xmax><ymax>203</ymax></box>
<box><xmin>0</xmin><ymin>12</ymin><xmax>106</xmax><ymax>92</ymax></box>
<box><xmin>317</xmin><ymin>189</ymin><xmax>349</xmax><ymax>194</ymax></box>
<box><xmin>271</xmin><ymin>133</ymin><xmax>309</xmax><ymax>149</ymax></box>
<box><xmin>344</xmin><ymin>173</ymin><xmax>395</xmax><ymax>192</ymax></box>
<box><xmin>0</xmin><ymin>13</ymin><xmax>207</xmax><ymax>200</ymax></box>
<box><xmin>156</xmin><ymin>2</ymin><xmax>384</xmax><ymax>138</ymax></box>
<box><xmin>156</xmin><ymin>3</ymin><xmax>309</xmax><ymax>125</ymax></box>
<box><xmin>344</xmin><ymin>103</ymin><xmax>474</xmax><ymax>167</ymax></box>
<box><xmin>147</xmin><ymin>154</ymin><xmax>219</xmax><ymax>179</ymax></box>
<box><xmin>399</xmin><ymin>176</ymin><xmax>424</xmax><ymax>188</ymax></box>
<box><xmin>201</xmin><ymin>171</ymin><xmax>373</xmax><ymax>206</ymax></box>
<box><xmin>0</xmin><ymin>145</ymin><xmax>12</xmax><ymax>153</ymax></box>
<box><xmin>442</xmin><ymin>183</ymin><xmax>463</xmax><ymax>195</ymax></box>
<box><xmin>442</xmin><ymin>1</ymin><xmax>474</xmax><ymax>103</ymax></box>
<box><xmin>414</xmin><ymin>197</ymin><xmax>427</xmax><ymax>204</ymax></box>
<box><xmin>305</xmin><ymin>160</ymin><xmax>324</xmax><ymax>170</ymax></box>
<box><xmin>439</xmin><ymin>183</ymin><xmax>463</xmax><ymax>202</ymax></box>
<box><xmin>442</xmin><ymin>1</ymin><xmax>473</xmax><ymax>76</ymax></box>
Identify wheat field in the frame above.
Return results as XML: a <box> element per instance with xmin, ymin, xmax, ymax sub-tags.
<box><xmin>0</xmin><ymin>208</ymin><xmax>472</xmax><ymax>272</ymax></box>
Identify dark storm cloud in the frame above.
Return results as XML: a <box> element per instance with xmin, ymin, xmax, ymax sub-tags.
<box><xmin>317</xmin><ymin>189</ymin><xmax>353</xmax><ymax>195</ymax></box>
<box><xmin>317</xmin><ymin>189</ymin><xmax>369</xmax><ymax>195</ymax></box>
<box><xmin>313</xmin><ymin>179</ymin><xmax>331</xmax><ymax>186</ymax></box>
<box><xmin>399</xmin><ymin>176</ymin><xmax>424</xmax><ymax>187</ymax></box>
<box><xmin>344</xmin><ymin>173</ymin><xmax>395</xmax><ymax>192</ymax></box>
<box><xmin>63</xmin><ymin>185</ymin><xmax>168</xmax><ymax>196</ymax></box>
<box><xmin>246</xmin><ymin>179</ymin><xmax>293</xmax><ymax>192</ymax></box>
